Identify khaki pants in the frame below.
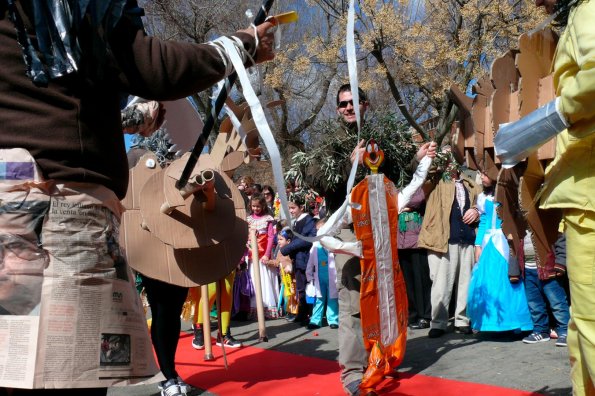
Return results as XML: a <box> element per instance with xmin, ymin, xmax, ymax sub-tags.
<box><xmin>565</xmin><ymin>209</ymin><xmax>595</xmax><ymax>396</ymax></box>
<box><xmin>335</xmin><ymin>229</ymin><xmax>367</xmax><ymax>389</ymax></box>
<box><xmin>428</xmin><ymin>243</ymin><xmax>474</xmax><ymax>330</ymax></box>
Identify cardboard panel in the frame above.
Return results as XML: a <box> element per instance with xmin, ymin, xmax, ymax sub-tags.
<box><xmin>140</xmin><ymin>169</ymin><xmax>239</xmax><ymax>249</ymax></box>
<box><xmin>121</xmin><ymin>152</ymin><xmax>160</xmax><ymax>210</ymax></box>
<box><xmin>162</xmin><ymin>153</ymin><xmax>217</xmax><ymax>211</ymax></box>
<box><xmin>221</xmin><ymin>151</ymin><xmax>247</xmax><ymax>173</ymax></box>
<box><xmin>490</xmin><ymin>51</ymin><xmax>520</xmax><ymax>149</ymax></box>
<box><xmin>472</xmin><ymin>76</ymin><xmax>495</xmax><ymax>98</ymax></box>
<box><xmin>162</xmin><ymin>98</ymin><xmax>204</xmax><ymax>154</ymax></box>
<box><xmin>123</xmin><ymin>210</ymin><xmax>248</xmax><ymax>286</ymax></box>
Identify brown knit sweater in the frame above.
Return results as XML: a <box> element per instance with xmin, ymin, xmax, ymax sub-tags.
<box><xmin>0</xmin><ymin>1</ymin><xmax>255</xmax><ymax>199</ymax></box>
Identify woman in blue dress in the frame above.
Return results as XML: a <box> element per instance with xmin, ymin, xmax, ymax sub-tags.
<box><xmin>467</xmin><ymin>169</ymin><xmax>533</xmax><ymax>332</ymax></box>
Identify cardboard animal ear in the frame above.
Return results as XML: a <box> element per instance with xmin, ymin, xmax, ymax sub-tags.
<box><xmin>161</xmin><ymin>98</ymin><xmax>204</xmax><ymax>153</ymax></box>
<box><xmin>478</xmin><ymin>151</ymin><xmax>499</xmax><ymax>182</ymax></box>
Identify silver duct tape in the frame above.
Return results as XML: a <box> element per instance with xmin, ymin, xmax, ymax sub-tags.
<box><xmin>494</xmin><ymin>100</ymin><xmax>567</xmax><ymax>168</ymax></box>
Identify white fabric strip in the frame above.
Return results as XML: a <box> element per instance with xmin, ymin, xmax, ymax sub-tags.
<box><xmin>345</xmin><ymin>0</ymin><xmax>360</xmax><ymax>196</ymax></box>
<box><xmin>368</xmin><ymin>174</ymin><xmax>398</xmax><ymax>346</ymax></box>
<box><xmin>398</xmin><ymin>156</ymin><xmax>431</xmax><ymax>212</ymax></box>
<box><xmin>219</xmin><ymin>37</ymin><xmax>293</xmax><ymax>224</ymax></box>
<box><xmin>318</xmin><ymin>0</ymin><xmax>362</xmax><ymax>241</ymax></box>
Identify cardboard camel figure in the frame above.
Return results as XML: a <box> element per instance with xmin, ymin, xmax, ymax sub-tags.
<box><xmin>120</xmin><ymin>102</ymin><xmax>264</xmax><ymax>287</ymax></box>
<box><xmin>121</xmin><ymin>101</ymin><xmax>273</xmax><ymax>359</ymax></box>
<box><xmin>448</xmin><ymin>27</ymin><xmax>561</xmax><ymax>265</ymax></box>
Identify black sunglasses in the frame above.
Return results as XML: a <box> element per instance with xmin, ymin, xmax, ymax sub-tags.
<box><xmin>337</xmin><ymin>100</ymin><xmax>354</xmax><ymax>109</ymax></box>
<box><xmin>338</xmin><ymin>99</ymin><xmax>366</xmax><ymax>109</ymax></box>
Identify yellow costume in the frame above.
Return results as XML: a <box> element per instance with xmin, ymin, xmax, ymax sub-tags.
<box><xmin>185</xmin><ymin>271</ymin><xmax>235</xmax><ymax>335</ymax></box>
<box><xmin>540</xmin><ymin>3</ymin><xmax>595</xmax><ymax>394</ymax></box>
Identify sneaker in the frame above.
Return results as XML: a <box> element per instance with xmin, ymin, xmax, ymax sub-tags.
<box><xmin>191</xmin><ymin>324</ymin><xmax>204</xmax><ymax>350</ymax></box>
<box><xmin>454</xmin><ymin>325</ymin><xmax>473</xmax><ymax>335</ymax></box>
<box><xmin>343</xmin><ymin>379</ymin><xmax>361</xmax><ymax>396</ymax></box>
<box><xmin>556</xmin><ymin>334</ymin><xmax>568</xmax><ymax>347</ymax></box>
<box><xmin>307</xmin><ymin>323</ymin><xmax>321</xmax><ymax>330</ymax></box>
<box><xmin>216</xmin><ymin>332</ymin><xmax>243</xmax><ymax>348</ymax></box>
<box><xmin>523</xmin><ymin>332</ymin><xmax>551</xmax><ymax>344</ymax></box>
<box><xmin>158</xmin><ymin>377</ymin><xmax>191</xmax><ymax>395</ymax></box>
<box><xmin>160</xmin><ymin>378</ymin><xmax>183</xmax><ymax>396</ymax></box>
<box><xmin>409</xmin><ymin>319</ymin><xmax>430</xmax><ymax>330</ymax></box>
<box><xmin>428</xmin><ymin>328</ymin><xmax>445</xmax><ymax>338</ymax></box>
<box><xmin>329</xmin><ymin>324</ymin><xmax>339</xmax><ymax>329</ymax></box>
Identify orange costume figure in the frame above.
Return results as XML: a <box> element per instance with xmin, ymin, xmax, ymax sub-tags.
<box><xmin>320</xmin><ymin>139</ymin><xmax>434</xmax><ymax>393</ymax></box>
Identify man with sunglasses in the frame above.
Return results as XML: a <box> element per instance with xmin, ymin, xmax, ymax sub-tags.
<box><xmin>329</xmin><ymin>84</ymin><xmax>435</xmax><ymax>395</ymax></box>
<box><xmin>328</xmin><ymin>84</ymin><xmax>372</xmax><ymax>396</ymax></box>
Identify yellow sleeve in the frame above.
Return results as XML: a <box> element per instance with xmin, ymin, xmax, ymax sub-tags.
<box><xmin>558</xmin><ymin>3</ymin><xmax>595</xmax><ymax>136</ymax></box>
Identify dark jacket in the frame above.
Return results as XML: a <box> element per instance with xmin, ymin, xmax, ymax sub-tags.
<box><xmin>0</xmin><ymin>1</ymin><xmax>255</xmax><ymax>199</ymax></box>
<box><xmin>280</xmin><ymin>214</ymin><xmax>316</xmax><ymax>270</ymax></box>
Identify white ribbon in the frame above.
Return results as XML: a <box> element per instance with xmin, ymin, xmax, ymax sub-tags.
<box><xmin>317</xmin><ymin>0</ymin><xmax>361</xmax><ymax>240</ymax></box>
<box><xmin>219</xmin><ymin>37</ymin><xmax>293</xmax><ymax>221</ymax></box>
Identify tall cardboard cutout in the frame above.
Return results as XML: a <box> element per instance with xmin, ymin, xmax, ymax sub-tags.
<box><xmin>353</xmin><ymin>140</ymin><xmax>408</xmax><ymax>392</ymax></box>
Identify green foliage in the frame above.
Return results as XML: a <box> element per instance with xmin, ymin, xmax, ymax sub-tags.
<box><xmin>286</xmin><ymin>110</ymin><xmax>419</xmax><ymax>192</ymax></box>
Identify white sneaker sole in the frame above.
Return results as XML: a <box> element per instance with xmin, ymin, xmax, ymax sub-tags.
<box><xmin>191</xmin><ymin>340</ymin><xmax>205</xmax><ymax>350</ymax></box>
<box><xmin>523</xmin><ymin>337</ymin><xmax>550</xmax><ymax>344</ymax></box>
<box><xmin>216</xmin><ymin>342</ymin><xmax>242</xmax><ymax>348</ymax></box>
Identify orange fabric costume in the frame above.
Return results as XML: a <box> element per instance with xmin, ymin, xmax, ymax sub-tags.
<box><xmin>351</xmin><ymin>173</ymin><xmax>408</xmax><ymax>392</ymax></box>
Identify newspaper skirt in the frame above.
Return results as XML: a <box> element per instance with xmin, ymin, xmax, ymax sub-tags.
<box><xmin>0</xmin><ymin>149</ymin><xmax>157</xmax><ymax>389</ymax></box>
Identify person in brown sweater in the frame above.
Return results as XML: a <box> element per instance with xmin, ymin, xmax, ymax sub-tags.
<box><xmin>0</xmin><ymin>1</ymin><xmax>274</xmax><ymax>395</ymax></box>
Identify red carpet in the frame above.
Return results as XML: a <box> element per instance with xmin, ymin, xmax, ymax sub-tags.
<box><xmin>174</xmin><ymin>333</ymin><xmax>538</xmax><ymax>395</ymax></box>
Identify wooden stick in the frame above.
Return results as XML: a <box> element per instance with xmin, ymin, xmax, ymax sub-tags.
<box><xmin>216</xmin><ymin>279</ymin><xmax>228</xmax><ymax>369</ymax></box>
<box><xmin>249</xmin><ymin>229</ymin><xmax>268</xmax><ymax>342</ymax></box>
<box><xmin>200</xmin><ymin>284</ymin><xmax>214</xmax><ymax>361</ymax></box>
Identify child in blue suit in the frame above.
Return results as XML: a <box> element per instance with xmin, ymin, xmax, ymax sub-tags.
<box><xmin>306</xmin><ymin>219</ymin><xmax>339</xmax><ymax>329</ymax></box>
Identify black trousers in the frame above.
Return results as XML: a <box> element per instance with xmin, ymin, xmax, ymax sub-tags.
<box><xmin>399</xmin><ymin>248</ymin><xmax>432</xmax><ymax>322</ymax></box>
<box><xmin>142</xmin><ymin>275</ymin><xmax>189</xmax><ymax>381</ymax></box>
<box><xmin>294</xmin><ymin>267</ymin><xmax>312</xmax><ymax>319</ymax></box>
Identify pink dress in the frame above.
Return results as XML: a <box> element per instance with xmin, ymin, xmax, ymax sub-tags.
<box><xmin>247</xmin><ymin>213</ymin><xmax>279</xmax><ymax>319</ymax></box>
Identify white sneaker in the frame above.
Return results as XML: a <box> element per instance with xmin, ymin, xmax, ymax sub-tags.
<box><xmin>158</xmin><ymin>377</ymin><xmax>191</xmax><ymax>395</ymax></box>
<box><xmin>160</xmin><ymin>379</ymin><xmax>183</xmax><ymax>396</ymax></box>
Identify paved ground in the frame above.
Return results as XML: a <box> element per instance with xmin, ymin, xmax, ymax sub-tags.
<box><xmin>108</xmin><ymin>317</ymin><xmax>572</xmax><ymax>396</ymax></box>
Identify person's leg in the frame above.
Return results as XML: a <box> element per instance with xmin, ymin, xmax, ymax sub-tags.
<box><xmin>310</xmin><ymin>280</ymin><xmax>327</xmax><ymax>327</ymax></box>
<box><xmin>454</xmin><ymin>244</ymin><xmax>473</xmax><ymax>328</ymax></box>
<box><xmin>410</xmin><ymin>248</ymin><xmax>432</xmax><ymax>323</ymax></box>
<box><xmin>428</xmin><ymin>250</ymin><xmax>454</xmax><ymax>331</ymax></box>
<box><xmin>143</xmin><ymin>275</ymin><xmax>189</xmax><ymax>381</ymax></box>
<box><xmin>541</xmin><ymin>276</ymin><xmax>570</xmax><ymax>337</ymax></box>
<box><xmin>398</xmin><ymin>249</ymin><xmax>418</xmax><ymax>323</ymax></box>
<box><xmin>219</xmin><ymin>271</ymin><xmax>235</xmax><ymax>335</ymax></box>
<box><xmin>524</xmin><ymin>268</ymin><xmax>549</xmax><ymax>334</ymax></box>
<box><xmin>310</xmin><ymin>296</ymin><xmax>325</xmax><ymax>327</ymax></box>
<box><xmin>563</xmin><ymin>209</ymin><xmax>595</xmax><ymax>395</ymax></box>
<box><xmin>195</xmin><ymin>282</ymin><xmax>216</xmax><ymax>339</ymax></box>
<box><xmin>326</xmin><ymin>296</ymin><xmax>339</xmax><ymax>327</ymax></box>
<box><xmin>417</xmin><ymin>249</ymin><xmax>433</xmax><ymax>321</ymax></box>
<box><xmin>294</xmin><ymin>268</ymin><xmax>309</xmax><ymax>322</ymax></box>
<box><xmin>335</xmin><ymin>230</ymin><xmax>367</xmax><ymax>394</ymax></box>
